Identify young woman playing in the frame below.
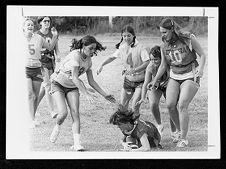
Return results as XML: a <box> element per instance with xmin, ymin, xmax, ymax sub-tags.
<box><xmin>49</xmin><ymin>35</ymin><xmax>116</xmax><ymax>151</ymax></box>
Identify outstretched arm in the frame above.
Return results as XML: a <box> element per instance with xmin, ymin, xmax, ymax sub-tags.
<box><xmin>137</xmin><ymin>63</ymin><xmax>153</xmax><ymax>105</ymax></box>
<box><xmin>87</xmin><ymin>68</ymin><xmax>115</xmax><ymax>103</ymax></box>
<box><xmin>149</xmin><ymin>48</ymin><xmax>167</xmax><ymax>90</ymax></box>
<box><xmin>96</xmin><ymin>56</ymin><xmax>116</xmax><ymax>75</ymax></box>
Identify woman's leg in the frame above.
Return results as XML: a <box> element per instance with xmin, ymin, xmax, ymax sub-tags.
<box><xmin>43</xmin><ymin>68</ymin><xmax>56</xmax><ymax>117</ymax></box>
<box><xmin>165</xmin><ymin>79</ymin><xmax>180</xmax><ymax>132</ymax></box>
<box><xmin>27</xmin><ymin>78</ymin><xmax>35</xmax><ymax>121</ymax></box>
<box><xmin>178</xmin><ymin>80</ymin><xmax>199</xmax><ymax>141</ymax></box>
<box><xmin>36</xmin><ymin>82</ymin><xmax>45</xmax><ymax>108</ymax></box>
<box><xmin>147</xmin><ymin>89</ymin><xmax>162</xmax><ymax>125</ymax></box>
<box><xmin>120</xmin><ymin>88</ymin><xmax>133</xmax><ymax>109</ymax></box>
<box><xmin>50</xmin><ymin>91</ymin><xmax>68</xmax><ymax>143</ymax></box>
<box><xmin>131</xmin><ymin>87</ymin><xmax>142</xmax><ymax>116</ymax></box>
<box><xmin>32</xmin><ymin>80</ymin><xmax>42</xmax><ymax>115</ymax></box>
<box><xmin>147</xmin><ymin>89</ymin><xmax>165</xmax><ymax>135</ymax></box>
<box><xmin>66</xmin><ymin>90</ymin><xmax>84</xmax><ymax>150</ymax></box>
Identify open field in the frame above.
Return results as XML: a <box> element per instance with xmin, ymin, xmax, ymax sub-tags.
<box><xmin>30</xmin><ymin>34</ymin><xmax>208</xmax><ymax>152</ymax></box>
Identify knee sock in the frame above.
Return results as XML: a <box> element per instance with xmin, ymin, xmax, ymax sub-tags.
<box><xmin>72</xmin><ymin>123</ymin><xmax>81</xmax><ymax>146</ymax></box>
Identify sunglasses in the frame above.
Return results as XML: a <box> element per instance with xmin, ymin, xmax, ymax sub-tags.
<box><xmin>43</xmin><ymin>20</ymin><xmax>50</xmax><ymax>23</ymax></box>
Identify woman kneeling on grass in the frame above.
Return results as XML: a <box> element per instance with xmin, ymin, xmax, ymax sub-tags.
<box><xmin>49</xmin><ymin>35</ymin><xmax>116</xmax><ymax>151</ymax></box>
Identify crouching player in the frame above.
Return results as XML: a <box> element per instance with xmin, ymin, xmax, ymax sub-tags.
<box><xmin>109</xmin><ymin>104</ymin><xmax>162</xmax><ymax>151</ymax></box>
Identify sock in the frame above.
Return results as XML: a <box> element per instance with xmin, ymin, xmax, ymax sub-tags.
<box><xmin>72</xmin><ymin>124</ymin><xmax>81</xmax><ymax>146</ymax></box>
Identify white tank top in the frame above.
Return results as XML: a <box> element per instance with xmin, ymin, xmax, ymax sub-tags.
<box><xmin>25</xmin><ymin>34</ymin><xmax>43</xmax><ymax>68</ymax></box>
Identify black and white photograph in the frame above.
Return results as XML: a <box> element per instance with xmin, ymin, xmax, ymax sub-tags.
<box><xmin>6</xmin><ymin>6</ymin><xmax>219</xmax><ymax>159</ymax></box>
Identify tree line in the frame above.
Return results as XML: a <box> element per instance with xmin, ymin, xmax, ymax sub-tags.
<box><xmin>29</xmin><ymin>16</ymin><xmax>208</xmax><ymax>36</ymax></box>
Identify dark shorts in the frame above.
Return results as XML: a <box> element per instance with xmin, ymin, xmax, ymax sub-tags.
<box><xmin>40</xmin><ymin>55</ymin><xmax>55</xmax><ymax>71</ymax></box>
<box><xmin>41</xmin><ymin>60</ymin><xmax>54</xmax><ymax>71</ymax></box>
<box><xmin>123</xmin><ymin>78</ymin><xmax>144</xmax><ymax>93</ymax></box>
<box><xmin>50</xmin><ymin>80</ymin><xmax>78</xmax><ymax>96</ymax></box>
<box><xmin>171</xmin><ymin>76</ymin><xmax>200</xmax><ymax>86</ymax></box>
<box><xmin>25</xmin><ymin>67</ymin><xmax>43</xmax><ymax>82</ymax></box>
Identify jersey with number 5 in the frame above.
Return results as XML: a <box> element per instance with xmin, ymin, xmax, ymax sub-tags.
<box><xmin>26</xmin><ymin>34</ymin><xmax>44</xmax><ymax>68</ymax></box>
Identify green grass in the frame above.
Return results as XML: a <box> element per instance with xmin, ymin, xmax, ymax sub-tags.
<box><xmin>30</xmin><ymin>34</ymin><xmax>208</xmax><ymax>152</ymax></box>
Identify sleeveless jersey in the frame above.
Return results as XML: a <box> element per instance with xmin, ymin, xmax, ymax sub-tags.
<box><xmin>25</xmin><ymin>34</ymin><xmax>43</xmax><ymax>68</ymax></box>
<box><xmin>53</xmin><ymin>50</ymin><xmax>92</xmax><ymax>88</ymax></box>
<box><xmin>112</xmin><ymin>40</ymin><xmax>150</xmax><ymax>82</ymax></box>
<box><xmin>36</xmin><ymin>30</ymin><xmax>55</xmax><ymax>63</ymax></box>
<box><xmin>161</xmin><ymin>33</ymin><xmax>198</xmax><ymax>74</ymax></box>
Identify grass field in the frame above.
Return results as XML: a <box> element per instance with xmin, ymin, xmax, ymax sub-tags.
<box><xmin>30</xmin><ymin>34</ymin><xmax>208</xmax><ymax>152</ymax></box>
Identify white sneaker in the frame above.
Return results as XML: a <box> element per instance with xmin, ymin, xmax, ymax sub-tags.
<box><xmin>50</xmin><ymin>126</ymin><xmax>60</xmax><ymax>143</ymax></box>
<box><xmin>70</xmin><ymin>144</ymin><xmax>85</xmax><ymax>151</ymax></box>
<box><xmin>172</xmin><ymin>131</ymin><xmax>181</xmax><ymax>143</ymax></box>
<box><xmin>157</xmin><ymin>124</ymin><xmax>164</xmax><ymax>136</ymax></box>
<box><xmin>176</xmin><ymin>139</ymin><xmax>188</xmax><ymax>148</ymax></box>
<box><xmin>50</xmin><ymin>111</ymin><xmax>58</xmax><ymax>119</ymax></box>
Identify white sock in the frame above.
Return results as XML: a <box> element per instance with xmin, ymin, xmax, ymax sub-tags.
<box><xmin>72</xmin><ymin>124</ymin><xmax>81</xmax><ymax>145</ymax></box>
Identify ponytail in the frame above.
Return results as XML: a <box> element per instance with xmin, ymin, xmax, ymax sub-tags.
<box><xmin>115</xmin><ymin>37</ymin><xmax>123</xmax><ymax>49</ymax></box>
<box><xmin>70</xmin><ymin>38</ymin><xmax>83</xmax><ymax>51</ymax></box>
<box><xmin>130</xmin><ymin>36</ymin><xmax>136</xmax><ymax>48</ymax></box>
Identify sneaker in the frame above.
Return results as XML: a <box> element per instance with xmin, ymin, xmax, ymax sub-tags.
<box><xmin>50</xmin><ymin>111</ymin><xmax>58</xmax><ymax>119</ymax></box>
<box><xmin>70</xmin><ymin>144</ymin><xmax>85</xmax><ymax>151</ymax></box>
<box><xmin>172</xmin><ymin>131</ymin><xmax>181</xmax><ymax>143</ymax></box>
<box><xmin>157</xmin><ymin>124</ymin><xmax>164</xmax><ymax>136</ymax></box>
<box><xmin>176</xmin><ymin>139</ymin><xmax>188</xmax><ymax>148</ymax></box>
<box><xmin>50</xmin><ymin>126</ymin><xmax>60</xmax><ymax>143</ymax></box>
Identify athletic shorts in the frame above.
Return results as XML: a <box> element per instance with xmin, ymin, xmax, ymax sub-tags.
<box><xmin>171</xmin><ymin>76</ymin><xmax>200</xmax><ymax>86</ymax></box>
<box><xmin>123</xmin><ymin>78</ymin><xmax>144</xmax><ymax>93</ymax></box>
<box><xmin>25</xmin><ymin>67</ymin><xmax>43</xmax><ymax>82</ymax></box>
<box><xmin>41</xmin><ymin>60</ymin><xmax>54</xmax><ymax>71</ymax></box>
<box><xmin>50</xmin><ymin>80</ymin><xmax>78</xmax><ymax>96</ymax></box>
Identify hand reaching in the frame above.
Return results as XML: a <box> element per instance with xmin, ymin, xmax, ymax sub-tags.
<box><xmin>104</xmin><ymin>94</ymin><xmax>116</xmax><ymax>103</ymax></box>
<box><xmin>51</xmin><ymin>27</ymin><xmax>58</xmax><ymax>36</ymax></box>
<box><xmin>96</xmin><ymin>65</ymin><xmax>103</xmax><ymax>75</ymax></box>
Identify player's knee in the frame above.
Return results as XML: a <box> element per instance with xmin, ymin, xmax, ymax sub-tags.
<box><xmin>57</xmin><ymin>111</ymin><xmax>68</xmax><ymax>124</ymax></box>
<box><xmin>178</xmin><ymin>103</ymin><xmax>189</xmax><ymax>113</ymax></box>
<box><xmin>166</xmin><ymin>103</ymin><xmax>176</xmax><ymax>112</ymax></box>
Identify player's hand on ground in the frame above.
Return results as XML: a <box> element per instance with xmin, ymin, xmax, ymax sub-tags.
<box><xmin>96</xmin><ymin>65</ymin><xmax>103</xmax><ymax>75</ymax></box>
<box><xmin>104</xmin><ymin>94</ymin><xmax>116</xmax><ymax>103</ymax></box>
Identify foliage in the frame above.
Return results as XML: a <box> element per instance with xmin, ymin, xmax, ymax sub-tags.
<box><xmin>26</xmin><ymin>16</ymin><xmax>208</xmax><ymax>36</ymax></box>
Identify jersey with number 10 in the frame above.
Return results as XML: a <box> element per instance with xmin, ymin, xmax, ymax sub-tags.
<box><xmin>26</xmin><ymin>34</ymin><xmax>44</xmax><ymax>68</ymax></box>
<box><xmin>162</xmin><ymin>35</ymin><xmax>198</xmax><ymax>74</ymax></box>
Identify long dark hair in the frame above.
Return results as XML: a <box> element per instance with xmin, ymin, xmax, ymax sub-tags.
<box><xmin>115</xmin><ymin>25</ymin><xmax>136</xmax><ymax>49</ymax></box>
<box><xmin>37</xmin><ymin>16</ymin><xmax>52</xmax><ymax>28</ymax></box>
<box><xmin>159</xmin><ymin>18</ymin><xmax>192</xmax><ymax>46</ymax></box>
<box><xmin>70</xmin><ymin>35</ymin><xmax>106</xmax><ymax>55</ymax></box>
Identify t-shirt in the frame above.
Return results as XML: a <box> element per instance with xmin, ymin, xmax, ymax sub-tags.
<box><xmin>25</xmin><ymin>33</ymin><xmax>44</xmax><ymax>68</ymax></box>
<box><xmin>53</xmin><ymin>50</ymin><xmax>92</xmax><ymax>88</ymax></box>
<box><xmin>112</xmin><ymin>40</ymin><xmax>150</xmax><ymax>82</ymax></box>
